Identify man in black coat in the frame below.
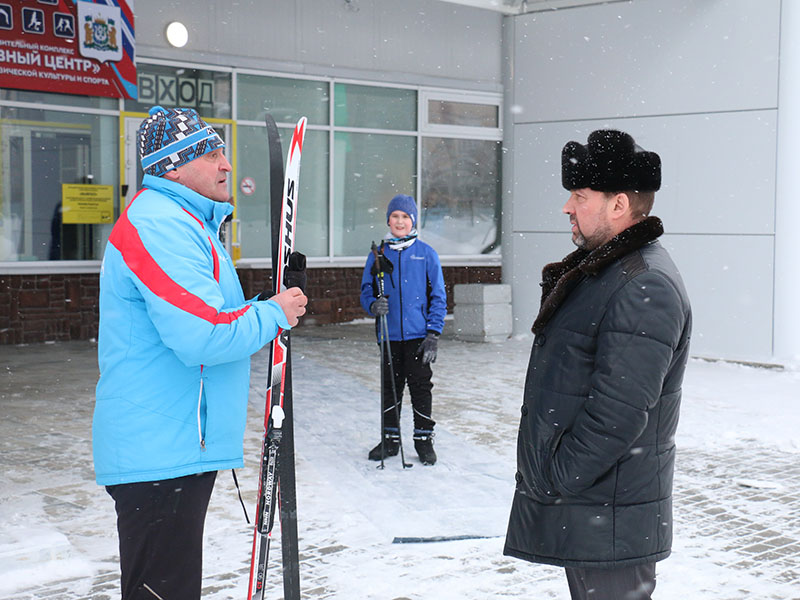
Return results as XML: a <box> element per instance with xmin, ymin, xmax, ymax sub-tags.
<box><xmin>504</xmin><ymin>130</ymin><xmax>692</xmax><ymax>600</ymax></box>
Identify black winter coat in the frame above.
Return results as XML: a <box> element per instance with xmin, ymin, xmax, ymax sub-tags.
<box><xmin>504</xmin><ymin>217</ymin><xmax>692</xmax><ymax>569</ymax></box>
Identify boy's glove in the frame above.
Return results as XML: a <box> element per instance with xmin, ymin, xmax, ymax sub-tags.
<box><xmin>371</xmin><ymin>295</ymin><xmax>389</xmax><ymax>316</ymax></box>
<box><xmin>370</xmin><ymin>253</ymin><xmax>394</xmax><ymax>276</ymax></box>
<box><xmin>418</xmin><ymin>331</ymin><xmax>439</xmax><ymax>365</ymax></box>
<box><xmin>259</xmin><ymin>251</ymin><xmax>307</xmax><ymax>300</ymax></box>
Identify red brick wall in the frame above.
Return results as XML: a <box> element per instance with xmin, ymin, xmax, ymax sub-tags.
<box><xmin>0</xmin><ymin>265</ymin><xmax>502</xmax><ymax>343</ymax></box>
<box><xmin>0</xmin><ymin>274</ymin><xmax>100</xmax><ymax>344</ymax></box>
<box><xmin>238</xmin><ymin>265</ymin><xmax>503</xmax><ymax>325</ymax></box>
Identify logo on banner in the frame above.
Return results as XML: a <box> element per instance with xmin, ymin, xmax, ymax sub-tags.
<box><xmin>22</xmin><ymin>7</ymin><xmax>45</xmax><ymax>34</ymax></box>
<box><xmin>53</xmin><ymin>13</ymin><xmax>75</xmax><ymax>39</ymax></box>
<box><xmin>78</xmin><ymin>1</ymin><xmax>122</xmax><ymax>63</ymax></box>
<box><xmin>0</xmin><ymin>4</ymin><xmax>13</xmax><ymax>31</ymax></box>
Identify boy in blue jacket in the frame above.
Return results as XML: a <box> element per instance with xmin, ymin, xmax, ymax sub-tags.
<box><xmin>360</xmin><ymin>194</ymin><xmax>447</xmax><ymax>465</ymax></box>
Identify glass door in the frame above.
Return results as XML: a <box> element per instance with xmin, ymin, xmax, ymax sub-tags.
<box><xmin>1</xmin><ymin>120</ymin><xmax>95</xmax><ymax>260</ymax></box>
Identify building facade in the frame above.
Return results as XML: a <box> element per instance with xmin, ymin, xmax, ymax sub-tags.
<box><xmin>502</xmin><ymin>0</ymin><xmax>800</xmax><ymax>365</ymax></box>
<box><xmin>0</xmin><ymin>0</ymin><xmax>504</xmax><ymax>343</ymax></box>
<box><xmin>4</xmin><ymin>0</ymin><xmax>799</xmax><ymax>365</ymax></box>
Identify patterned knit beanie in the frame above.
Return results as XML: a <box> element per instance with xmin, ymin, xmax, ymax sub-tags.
<box><xmin>138</xmin><ymin>105</ymin><xmax>224</xmax><ymax>177</ymax></box>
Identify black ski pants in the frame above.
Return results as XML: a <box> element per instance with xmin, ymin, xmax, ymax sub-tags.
<box><xmin>380</xmin><ymin>337</ymin><xmax>435</xmax><ymax>432</ymax></box>
<box><xmin>106</xmin><ymin>471</ymin><xmax>217</xmax><ymax>600</ymax></box>
<box><xmin>565</xmin><ymin>562</ymin><xmax>656</xmax><ymax>600</ymax></box>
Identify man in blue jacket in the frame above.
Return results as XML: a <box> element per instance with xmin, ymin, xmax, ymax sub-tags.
<box><xmin>360</xmin><ymin>194</ymin><xmax>447</xmax><ymax>465</ymax></box>
<box><xmin>93</xmin><ymin>106</ymin><xmax>307</xmax><ymax>600</ymax></box>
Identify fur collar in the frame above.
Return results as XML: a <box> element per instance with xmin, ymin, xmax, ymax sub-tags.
<box><xmin>531</xmin><ymin>216</ymin><xmax>664</xmax><ymax>334</ymax></box>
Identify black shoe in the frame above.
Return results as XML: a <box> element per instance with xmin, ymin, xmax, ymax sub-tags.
<box><xmin>413</xmin><ymin>432</ymin><xmax>436</xmax><ymax>465</ymax></box>
<box><xmin>368</xmin><ymin>436</ymin><xmax>399</xmax><ymax>461</ymax></box>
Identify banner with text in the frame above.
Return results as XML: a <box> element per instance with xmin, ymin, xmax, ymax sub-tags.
<box><xmin>0</xmin><ymin>0</ymin><xmax>136</xmax><ymax>99</ymax></box>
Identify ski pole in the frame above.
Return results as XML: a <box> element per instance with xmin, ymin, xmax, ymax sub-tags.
<box><xmin>379</xmin><ymin>311</ymin><xmax>411</xmax><ymax>469</ymax></box>
<box><xmin>371</xmin><ymin>242</ymin><xmax>411</xmax><ymax>470</ymax></box>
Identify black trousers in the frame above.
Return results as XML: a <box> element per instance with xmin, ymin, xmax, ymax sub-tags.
<box><xmin>106</xmin><ymin>471</ymin><xmax>217</xmax><ymax>600</ymax></box>
<box><xmin>565</xmin><ymin>562</ymin><xmax>656</xmax><ymax>600</ymax></box>
<box><xmin>380</xmin><ymin>338</ymin><xmax>435</xmax><ymax>432</ymax></box>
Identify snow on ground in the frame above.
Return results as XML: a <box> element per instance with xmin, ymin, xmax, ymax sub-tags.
<box><xmin>0</xmin><ymin>326</ymin><xmax>799</xmax><ymax>599</ymax></box>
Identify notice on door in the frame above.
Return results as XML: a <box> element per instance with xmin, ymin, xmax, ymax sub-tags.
<box><xmin>62</xmin><ymin>184</ymin><xmax>114</xmax><ymax>224</ymax></box>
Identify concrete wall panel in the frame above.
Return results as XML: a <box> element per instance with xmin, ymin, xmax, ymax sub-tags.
<box><xmin>512</xmin><ymin>111</ymin><xmax>777</xmax><ymax>235</ymax></box>
<box><xmin>511</xmin><ymin>0</ymin><xmax>780</xmax><ymax>122</ymax></box>
<box><xmin>134</xmin><ymin>0</ymin><xmax>503</xmax><ymax>88</ymax></box>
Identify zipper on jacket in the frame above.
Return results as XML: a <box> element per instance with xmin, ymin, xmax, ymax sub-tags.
<box><xmin>398</xmin><ymin>250</ymin><xmax>405</xmax><ymax>340</ymax></box>
<box><xmin>197</xmin><ymin>365</ymin><xmax>206</xmax><ymax>450</ymax></box>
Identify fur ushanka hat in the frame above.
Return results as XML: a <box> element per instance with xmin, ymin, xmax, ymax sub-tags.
<box><xmin>561</xmin><ymin>129</ymin><xmax>661</xmax><ymax>192</ymax></box>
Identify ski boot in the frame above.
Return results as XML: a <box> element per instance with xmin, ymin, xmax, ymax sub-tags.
<box><xmin>368</xmin><ymin>430</ymin><xmax>400</xmax><ymax>461</ymax></box>
<box><xmin>413</xmin><ymin>430</ymin><xmax>436</xmax><ymax>465</ymax></box>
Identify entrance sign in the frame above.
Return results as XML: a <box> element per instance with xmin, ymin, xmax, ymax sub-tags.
<box><xmin>0</xmin><ymin>0</ymin><xmax>136</xmax><ymax>99</ymax></box>
<box><xmin>137</xmin><ymin>73</ymin><xmax>215</xmax><ymax>110</ymax></box>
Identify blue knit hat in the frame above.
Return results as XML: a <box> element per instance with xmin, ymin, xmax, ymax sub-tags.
<box><xmin>386</xmin><ymin>194</ymin><xmax>417</xmax><ymax>227</ymax></box>
<box><xmin>138</xmin><ymin>105</ymin><xmax>224</xmax><ymax>177</ymax></box>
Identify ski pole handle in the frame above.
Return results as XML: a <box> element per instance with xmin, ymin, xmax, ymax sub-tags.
<box><xmin>370</xmin><ymin>241</ymin><xmax>385</xmax><ymax>296</ymax></box>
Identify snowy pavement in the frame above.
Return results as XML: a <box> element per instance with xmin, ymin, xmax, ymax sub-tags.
<box><xmin>1</xmin><ymin>320</ymin><xmax>799</xmax><ymax>600</ymax></box>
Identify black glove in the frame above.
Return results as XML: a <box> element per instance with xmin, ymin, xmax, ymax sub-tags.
<box><xmin>284</xmin><ymin>251</ymin><xmax>307</xmax><ymax>292</ymax></box>
<box><xmin>371</xmin><ymin>295</ymin><xmax>389</xmax><ymax>316</ymax></box>
<box><xmin>418</xmin><ymin>331</ymin><xmax>439</xmax><ymax>365</ymax></box>
<box><xmin>259</xmin><ymin>251</ymin><xmax>306</xmax><ymax>300</ymax></box>
<box><xmin>370</xmin><ymin>253</ymin><xmax>393</xmax><ymax>276</ymax></box>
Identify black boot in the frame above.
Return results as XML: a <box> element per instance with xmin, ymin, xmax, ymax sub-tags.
<box><xmin>413</xmin><ymin>430</ymin><xmax>436</xmax><ymax>465</ymax></box>
<box><xmin>368</xmin><ymin>432</ymin><xmax>400</xmax><ymax>461</ymax></box>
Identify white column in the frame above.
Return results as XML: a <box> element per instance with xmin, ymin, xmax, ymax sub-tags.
<box><xmin>500</xmin><ymin>15</ymin><xmax>520</xmax><ymax>334</ymax></box>
<box><xmin>774</xmin><ymin>2</ymin><xmax>800</xmax><ymax>363</ymax></box>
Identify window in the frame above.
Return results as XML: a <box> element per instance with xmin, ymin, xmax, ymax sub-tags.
<box><xmin>238</xmin><ymin>74</ymin><xmax>329</xmax><ymax>125</ymax></box>
<box><xmin>0</xmin><ymin>88</ymin><xmax>118</xmax><ymax>111</ymax></box>
<box><xmin>237</xmin><ymin>124</ymin><xmax>329</xmax><ymax>259</ymax></box>
<box><xmin>235</xmin><ymin>81</ymin><xmax>500</xmax><ymax>261</ymax></box>
<box><xmin>334</xmin><ymin>83</ymin><xmax>416</xmax><ymax>130</ymax></box>
<box><xmin>236</xmin><ymin>74</ymin><xmax>329</xmax><ymax>259</ymax></box>
<box><xmin>421</xmin><ymin>137</ymin><xmax>501</xmax><ymax>254</ymax></box>
<box><xmin>0</xmin><ymin>106</ymin><xmax>118</xmax><ymax>261</ymax></box>
<box><xmin>333</xmin><ymin>131</ymin><xmax>416</xmax><ymax>257</ymax></box>
<box><xmin>419</xmin><ymin>91</ymin><xmax>502</xmax><ymax>255</ymax></box>
<box><xmin>0</xmin><ymin>61</ymin><xmax>502</xmax><ymax>266</ymax></box>
<box><xmin>427</xmin><ymin>99</ymin><xmax>499</xmax><ymax>128</ymax></box>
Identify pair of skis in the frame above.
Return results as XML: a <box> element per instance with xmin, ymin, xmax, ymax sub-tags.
<box><xmin>246</xmin><ymin>114</ymin><xmax>307</xmax><ymax>600</ymax></box>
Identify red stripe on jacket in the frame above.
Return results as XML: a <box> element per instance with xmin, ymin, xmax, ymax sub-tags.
<box><xmin>181</xmin><ymin>208</ymin><xmax>220</xmax><ymax>282</ymax></box>
<box><xmin>109</xmin><ymin>200</ymin><xmax>250</xmax><ymax>325</ymax></box>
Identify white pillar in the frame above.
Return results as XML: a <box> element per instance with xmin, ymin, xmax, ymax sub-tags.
<box><xmin>501</xmin><ymin>15</ymin><xmax>522</xmax><ymax>335</ymax></box>
<box><xmin>774</xmin><ymin>2</ymin><xmax>800</xmax><ymax>363</ymax></box>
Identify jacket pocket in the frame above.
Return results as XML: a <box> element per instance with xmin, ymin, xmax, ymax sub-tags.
<box><xmin>538</xmin><ymin>427</ymin><xmax>564</xmax><ymax>497</ymax></box>
<box><xmin>518</xmin><ymin>425</ymin><xmax>563</xmax><ymax>503</ymax></box>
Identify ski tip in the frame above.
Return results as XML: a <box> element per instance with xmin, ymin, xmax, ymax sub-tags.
<box><xmin>269</xmin><ymin>405</ymin><xmax>285</xmax><ymax>429</ymax></box>
<box><xmin>289</xmin><ymin>117</ymin><xmax>308</xmax><ymax>161</ymax></box>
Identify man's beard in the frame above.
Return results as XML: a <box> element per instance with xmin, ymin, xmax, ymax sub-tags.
<box><xmin>572</xmin><ymin>222</ymin><xmax>612</xmax><ymax>251</ymax></box>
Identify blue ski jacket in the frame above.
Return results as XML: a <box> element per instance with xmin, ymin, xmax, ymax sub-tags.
<box><xmin>360</xmin><ymin>239</ymin><xmax>447</xmax><ymax>340</ymax></box>
<box><xmin>93</xmin><ymin>174</ymin><xmax>290</xmax><ymax>486</ymax></box>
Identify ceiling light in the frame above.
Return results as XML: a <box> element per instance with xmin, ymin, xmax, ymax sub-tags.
<box><xmin>165</xmin><ymin>22</ymin><xmax>188</xmax><ymax>48</ymax></box>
